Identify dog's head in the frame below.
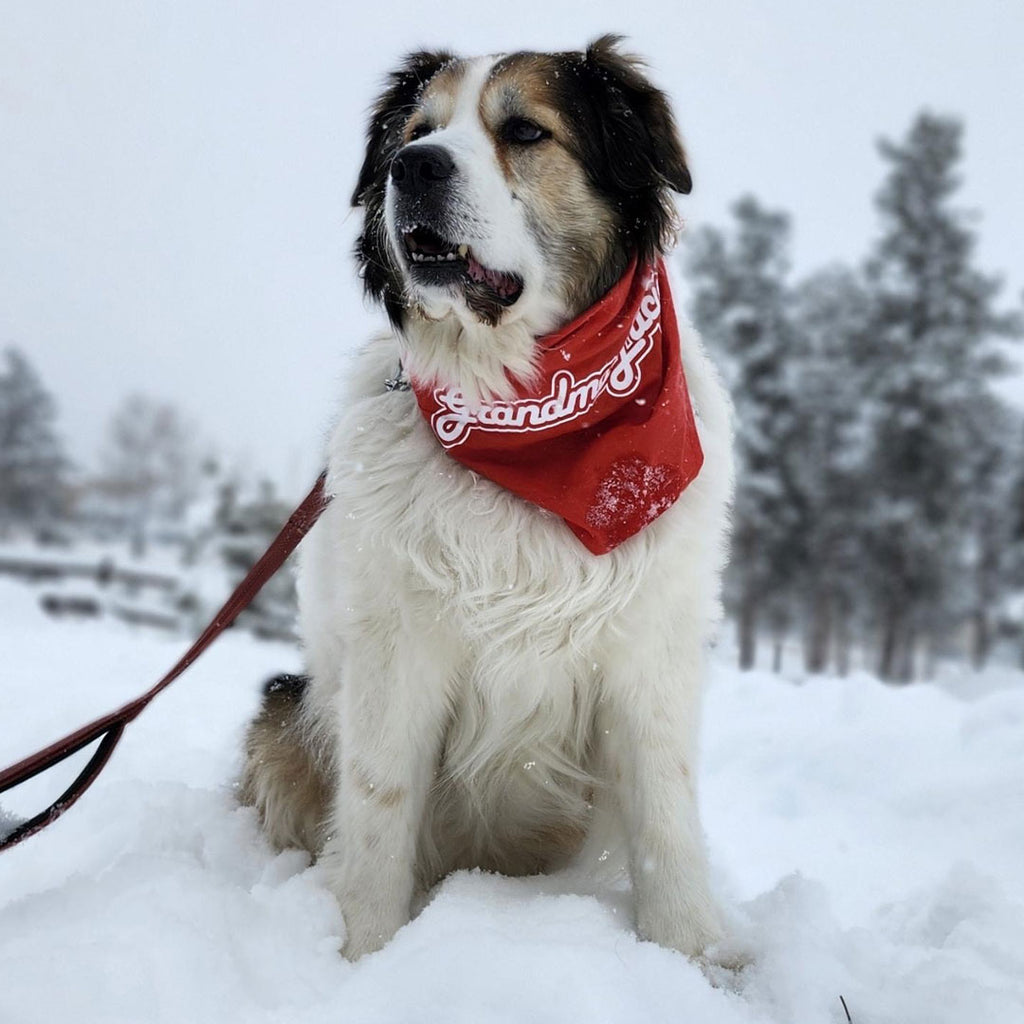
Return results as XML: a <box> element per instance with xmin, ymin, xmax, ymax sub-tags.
<box><xmin>352</xmin><ymin>36</ymin><xmax>691</xmax><ymax>389</ymax></box>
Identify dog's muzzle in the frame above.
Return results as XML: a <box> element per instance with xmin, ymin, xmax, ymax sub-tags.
<box><xmin>389</xmin><ymin>144</ymin><xmax>524</xmax><ymax>309</ymax></box>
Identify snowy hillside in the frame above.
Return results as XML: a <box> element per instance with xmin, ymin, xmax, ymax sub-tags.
<box><xmin>1</xmin><ymin>577</ymin><xmax>1022</xmax><ymax>1023</ymax></box>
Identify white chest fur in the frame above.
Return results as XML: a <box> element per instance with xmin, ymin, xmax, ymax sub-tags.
<box><xmin>291</xmin><ymin>321</ymin><xmax>733</xmax><ymax>957</ymax></box>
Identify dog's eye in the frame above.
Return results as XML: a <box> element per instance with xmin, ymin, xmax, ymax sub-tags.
<box><xmin>500</xmin><ymin>117</ymin><xmax>550</xmax><ymax>145</ymax></box>
<box><xmin>408</xmin><ymin>123</ymin><xmax>433</xmax><ymax>142</ymax></box>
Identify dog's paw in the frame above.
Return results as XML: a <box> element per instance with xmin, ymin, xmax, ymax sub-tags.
<box><xmin>333</xmin><ymin>885</ymin><xmax>410</xmax><ymax>961</ymax></box>
<box><xmin>636</xmin><ymin>896</ymin><xmax>725</xmax><ymax>960</ymax></box>
<box><xmin>340</xmin><ymin>925</ymin><xmax>392</xmax><ymax>961</ymax></box>
<box><xmin>696</xmin><ymin>934</ymin><xmax>757</xmax><ymax>989</ymax></box>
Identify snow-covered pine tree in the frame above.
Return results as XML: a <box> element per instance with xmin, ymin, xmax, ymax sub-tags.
<box><xmin>789</xmin><ymin>267</ymin><xmax>876</xmax><ymax>675</ymax></box>
<box><xmin>687</xmin><ymin>196</ymin><xmax>806</xmax><ymax>670</ymax></box>
<box><xmin>0</xmin><ymin>347</ymin><xmax>70</xmax><ymax>537</ymax></box>
<box><xmin>863</xmin><ymin>112</ymin><xmax>1020</xmax><ymax>680</ymax></box>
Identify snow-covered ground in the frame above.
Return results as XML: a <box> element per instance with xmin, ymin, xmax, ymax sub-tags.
<box><xmin>1</xmin><ymin>574</ymin><xmax>1022</xmax><ymax>1023</ymax></box>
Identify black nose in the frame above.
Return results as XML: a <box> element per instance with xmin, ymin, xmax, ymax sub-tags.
<box><xmin>390</xmin><ymin>145</ymin><xmax>456</xmax><ymax>196</ymax></box>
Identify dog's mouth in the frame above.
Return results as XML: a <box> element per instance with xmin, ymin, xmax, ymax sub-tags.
<box><xmin>401</xmin><ymin>226</ymin><xmax>524</xmax><ymax>307</ymax></box>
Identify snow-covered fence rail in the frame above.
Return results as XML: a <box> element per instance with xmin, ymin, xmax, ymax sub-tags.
<box><xmin>0</xmin><ymin>553</ymin><xmax>186</xmax><ymax>632</ymax></box>
<box><xmin>0</xmin><ymin>550</ymin><xmax>297</xmax><ymax>642</ymax></box>
<box><xmin>0</xmin><ymin>555</ymin><xmax>178</xmax><ymax>591</ymax></box>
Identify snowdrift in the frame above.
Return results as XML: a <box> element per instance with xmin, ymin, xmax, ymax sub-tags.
<box><xmin>1</xmin><ymin>579</ymin><xmax>1021</xmax><ymax>1023</ymax></box>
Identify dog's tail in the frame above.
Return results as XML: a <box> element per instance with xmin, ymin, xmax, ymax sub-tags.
<box><xmin>239</xmin><ymin>674</ymin><xmax>333</xmax><ymax>855</ymax></box>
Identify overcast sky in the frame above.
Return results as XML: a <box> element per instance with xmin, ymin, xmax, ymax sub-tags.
<box><xmin>2</xmin><ymin>0</ymin><xmax>1022</xmax><ymax>496</ymax></box>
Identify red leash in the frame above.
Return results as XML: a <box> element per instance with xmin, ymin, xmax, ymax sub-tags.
<box><xmin>0</xmin><ymin>473</ymin><xmax>330</xmax><ymax>852</ymax></box>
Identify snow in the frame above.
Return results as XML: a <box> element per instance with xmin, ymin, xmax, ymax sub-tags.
<box><xmin>1</xmin><ymin>575</ymin><xmax>1023</xmax><ymax>1023</ymax></box>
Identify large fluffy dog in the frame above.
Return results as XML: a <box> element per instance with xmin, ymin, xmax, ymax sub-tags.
<box><xmin>241</xmin><ymin>36</ymin><xmax>734</xmax><ymax>961</ymax></box>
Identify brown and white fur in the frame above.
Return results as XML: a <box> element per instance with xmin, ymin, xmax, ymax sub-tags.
<box><xmin>240</xmin><ymin>36</ymin><xmax>734</xmax><ymax>961</ymax></box>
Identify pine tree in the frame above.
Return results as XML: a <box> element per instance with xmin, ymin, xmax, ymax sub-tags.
<box><xmin>688</xmin><ymin>196</ymin><xmax>806</xmax><ymax>669</ymax></box>
<box><xmin>863</xmin><ymin>112</ymin><xmax>1020</xmax><ymax>680</ymax></box>
<box><xmin>0</xmin><ymin>347</ymin><xmax>70</xmax><ymax>536</ymax></box>
<box><xmin>789</xmin><ymin>267</ymin><xmax>875</xmax><ymax>674</ymax></box>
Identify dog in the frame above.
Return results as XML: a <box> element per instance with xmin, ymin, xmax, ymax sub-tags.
<box><xmin>240</xmin><ymin>35</ymin><xmax>734</xmax><ymax>961</ymax></box>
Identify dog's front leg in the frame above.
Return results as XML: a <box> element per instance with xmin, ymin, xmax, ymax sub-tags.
<box><xmin>320</xmin><ymin>629</ymin><xmax>451</xmax><ymax>960</ymax></box>
<box><xmin>601</xmin><ymin>638</ymin><xmax>723</xmax><ymax>959</ymax></box>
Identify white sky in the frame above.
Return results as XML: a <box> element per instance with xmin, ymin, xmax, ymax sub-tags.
<box><xmin>2</xmin><ymin>0</ymin><xmax>1022</xmax><ymax>496</ymax></box>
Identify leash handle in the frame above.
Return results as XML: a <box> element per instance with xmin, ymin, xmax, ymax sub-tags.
<box><xmin>0</xmin><ymin>473</ymin><xmax>330</xmax><ymax>853</ymax></box>
<box><xmin>0</xmin><ymin>718</ymin><xmax>128</xmax><ymax>849</ymax></box>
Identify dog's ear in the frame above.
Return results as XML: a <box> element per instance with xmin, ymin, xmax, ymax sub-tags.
<box><xmin>582</xmin><ymin>35</ymin><xmax>691</xmax><ymax>196</ymax></box>
<box><xmin>352</xmin><ymin>50</ymin><xmax>453</xmax><ymax>327</ymax></box>
<box><xmin>560</xmin><ymin>35</ymin><xmax>690</xmax><ymax>262</ymax></box>
<box><xmin>351</xmin><ymin>50</ymin><xmax>454</xmax><ymax>208</ymax></box>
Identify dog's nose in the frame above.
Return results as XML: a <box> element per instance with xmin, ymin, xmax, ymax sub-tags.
<box><xmin>390</xmin><ymin>145</ymin><xmax>456</xmax><ymax>196</ymax></box>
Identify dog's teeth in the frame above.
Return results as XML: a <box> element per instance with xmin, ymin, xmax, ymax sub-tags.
<box><xmin>410</xmin><ymin>243</ymin><xmax>464</xmax><ymax>265</ymax></box>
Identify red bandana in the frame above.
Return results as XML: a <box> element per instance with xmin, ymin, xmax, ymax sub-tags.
<box><xmin>410</xmin><ymin>259</ymin><xmax>704</xmax><ymax>555</ymax></box>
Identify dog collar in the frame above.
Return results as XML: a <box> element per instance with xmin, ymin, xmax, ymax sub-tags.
<box><xmin>383</xmin><ymin>367</ymin><xmax>412</xmax><ymax>392</ymax></box>
<box><xmin>409</xmin><ymin>258</ymin><xmax>704</xmax><ymax>554</ymax></box>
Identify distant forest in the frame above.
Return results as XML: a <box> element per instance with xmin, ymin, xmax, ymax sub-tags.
<box><xmin>684</xmin><ymin>111</ymin><xmax>1023</xmax><ymax>679</ymax></box>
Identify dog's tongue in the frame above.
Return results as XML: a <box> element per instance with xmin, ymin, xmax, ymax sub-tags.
<box><xmin>467</xmin><ymin>252</ymin><xmax>518</xmax><ymax>298</ymax></box>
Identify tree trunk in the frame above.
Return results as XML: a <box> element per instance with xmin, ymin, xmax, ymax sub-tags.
<box><xmin>804</xmin><ymin>591</ymin><xmax>831</xmax><ymax>675</ymax></box>
<box><xmin>970</xmin><ymin>609</ymin><xmax>991</xmax><ymax>671</ymax></box>
<box><xmin>878</xmin><ymin>605</ymin><xmax>901</xmax><ymax>682</ymax></box>
<box><xmin>835</xmin><ymin>625</ymin><xmax>851</xmax><ymax>677</ymax></box>
<box><xmin>738</xmin><ymin>586</ymin><xmax>757</xmax><ymax>671</ymax></box>
<box><xmin>922</xmin><ymin>634</ymin><xmax>938</xmax><ymax>681</ymax></box>
<box><xmin>772</xmin><ymin>636</ymin><xmax>784</xmax><ymax>674</ymax></box>
<box><xmin>895</xmin><ymin>626</ymin><xmax>916</xmax><ymax>683</ymax></box>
